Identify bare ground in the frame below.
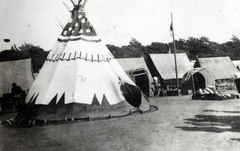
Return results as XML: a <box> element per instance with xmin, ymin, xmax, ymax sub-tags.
<box><xmin>1</xmin><ymin>90</ymin><xmax>240</xmax><ymax>151</ymax></box>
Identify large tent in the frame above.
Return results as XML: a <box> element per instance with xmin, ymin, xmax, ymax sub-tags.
<box><xmin>146</xmin><ymin>53</ymin><xmax>193</xmax><ymax>90</ymax></box>
<box><xmin>194</xmin><ymin>56</ymin><xmax>238</xmax><ymax>89</ymax></box>
<box><xmin>24</xmin><ymin>0</ymin><xmax>149</xmax><ymax>122</ymax></box>
<box><xmin>0</xmin><ymin>58</ymin><xmax>34</xmax><ymax>97</ymax></box>
<box><xmin>116</xmin><ymin>57</ymin><xmax>152</xmax><ymax>97</ymax></box>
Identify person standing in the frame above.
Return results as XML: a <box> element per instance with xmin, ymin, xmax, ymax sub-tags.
<box><xmin>11</xmin><ymin>83</ymin><xmax>23</xmax><ymax>111</ymax></box>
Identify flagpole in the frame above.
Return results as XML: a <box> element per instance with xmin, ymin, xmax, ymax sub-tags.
<box><xmin>171</xmin><ymin>13</ymin><xmax>179</xmax><ymax>96</ymax></box>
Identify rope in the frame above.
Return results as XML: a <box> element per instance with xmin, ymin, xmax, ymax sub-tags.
<box><xmin>4</xmin><ymin>104</ymin><xmax>158</xmax><ymax>127</ymax></box>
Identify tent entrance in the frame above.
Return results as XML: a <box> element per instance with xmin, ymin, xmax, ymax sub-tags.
<box><xmin>193</xmin><ymin>72</ymin><xmax>206</xmax><ymax>90</ymax></box>
<box><xmin>132</xmin><ymin>68</ymin><xmax>150</xmax><ymax>97</ymax></box>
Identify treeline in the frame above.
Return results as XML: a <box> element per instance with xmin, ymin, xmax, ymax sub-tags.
<box><xmin>0</xmin><ymin>35</ymin><xmax>240</xmax><ymax>72</ymax></box>
<box><xmin>0</xmin><ymin>43</ymin><xmax>48</xmax><ymax>73</ymax></box>
<box><xmin>107</xmin><ymin>36</ymin><xmax>240</xmax><ymax>61</ymax></box>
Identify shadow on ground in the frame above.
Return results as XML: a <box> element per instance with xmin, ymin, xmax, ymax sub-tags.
<box><xmin>176</xmin><ymin>110</ymin><xmax>240</xmax><ymax>141</ymax></box>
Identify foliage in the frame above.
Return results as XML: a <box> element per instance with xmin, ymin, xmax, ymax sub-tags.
<box><xmin>0</xmin><ymin>43</ymin><xmax>49</xmax><ymax>72</ymax></box>
<box><xmin>107</xmin><ymin>35</ymin><xmax>240</xmax><ymax>61</ymax></box>
<box><xmin>19</xmin><ymin>43</ymin><xmax>49</xmax><ymax>72</ymax></box>
<box><xmin>107</xmin><ymin>38</ymin><xmax>144</xmax><ymax>58</ymax></box>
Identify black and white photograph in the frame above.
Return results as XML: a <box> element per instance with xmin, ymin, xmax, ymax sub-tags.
<box><xmin>0</xmin><ymin>0</ymin><xmax>240</xmax><ymax>151</ymax></box>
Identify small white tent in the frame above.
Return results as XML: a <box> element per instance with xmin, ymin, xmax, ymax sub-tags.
<box><xmin>24</xmin><ymin>0</ymin><xmax>149</xmax><ymax>122</ymax></box>
<box><xmin>0</xmin><ymin>58</ymin><xmax>34</xmax><ymax>97</ymax></box>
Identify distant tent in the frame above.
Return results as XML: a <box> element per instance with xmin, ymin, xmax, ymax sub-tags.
<box><xmin>116</xmin><ymin>57</ymin><xmax>152</xmax><ymax>97</ymax></box>
<box><xmin>183</xmin><ymin>68</ymin><xmax>239</xmax><ymax>100</ymax></box>
<box><xmin>0</xmin><ymin>58</ymin><xmax>34</xmax><ymax>96</ymax></box>
<box><xmin>182</xmin><ymin>68</ymin><xmax>215</xmax><ymax>92</ymax></box>
<box><xmin>146</xmin><ymin>53</ymin><xmax>193</xmax><ymax>90</ymax></box>
<box><xmin>24</xmin><ymin>0</ymin><xmax>150</xmax><ymax>122</ymax></box>
<box><xmin>194</xmin><ymin>57</ymin><xmax>238</xmax><ymax>89</ymax></box>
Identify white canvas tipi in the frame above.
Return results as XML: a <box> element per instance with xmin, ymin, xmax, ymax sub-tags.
<box><xmin>25</xmin><ymin>0</ymin><xmax>149</xmax><ymax>121</ymax></box>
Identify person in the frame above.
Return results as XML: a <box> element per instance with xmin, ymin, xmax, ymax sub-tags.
<box><xmin>11</xmin><ymin>83</ymin><xmax>23</xmax><ymax>111</ymax></box>
<box><xmin>234</xmin><ymin>72</ymin><xmax>240</xmax><ymax>93</ymax></box>
<box><xmin>156</xmin><ymin>80</ymin><xmax>161</xmax><ymax>96</ymax></box>
<box><xmin>150</xmin><ymin>81</ymin><xmax>156</xmax><ymax>97</ymax></box>
<box><xmin>151</xmin><ymin>79</ymin><xmax>158</xmax><ymax>97</ymax></box>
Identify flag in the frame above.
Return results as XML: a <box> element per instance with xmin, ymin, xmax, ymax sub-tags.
<box><xmin>170</xmin><ymin>21</ymin><xmax>173</xmax><ymax>31</ymax></box>
<box><xmin>170</xmin><ymin>20</ymin><xmax>173</xmax><ymax>36</ymax></box>
<box><xmin>170</xmin><ymin>13</ymin><xmax>174</xmax><ymax>36</ymax></box>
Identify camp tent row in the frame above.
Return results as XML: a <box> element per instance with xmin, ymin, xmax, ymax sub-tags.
<box><xmin>144</xmin><ymin>54</ymin><xmax>238</xmax><ymax>93</ymax></box>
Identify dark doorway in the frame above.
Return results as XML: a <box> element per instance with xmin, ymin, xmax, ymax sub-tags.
<box><xmin>193</xmin><ymin>72</ymin><xmax>206</xmax><ymax>90</ymax></box>
<box><xmin>132</xmin><ymin>68</ymin><xmax>150</xmax><ymax>97</ymax></box>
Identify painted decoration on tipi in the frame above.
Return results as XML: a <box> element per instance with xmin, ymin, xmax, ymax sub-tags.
<box><xmin>24</xmin><ymin>0</ymin><xmax>149</xmax><ymax>121</ymax></box>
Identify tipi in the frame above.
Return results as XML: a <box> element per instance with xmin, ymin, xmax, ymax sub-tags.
<box><xmin>24</xmin><ymin>0</ymin><xmax>150</xmax><ymax>122</ymax></box>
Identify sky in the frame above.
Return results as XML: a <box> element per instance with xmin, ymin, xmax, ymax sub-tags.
<box><xmin>0</xmin><ymin>0</ymin><xmax>240</xmax><ymax>51</ymax></box>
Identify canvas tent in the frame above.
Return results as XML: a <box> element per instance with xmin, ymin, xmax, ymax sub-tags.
<box><xmin>182</xmin><ymin>68</ymin><xmax>215</xmax><ymax>92</ymax></box>
<box><xmin>194</xmin><ymin>57</ymin><xmax>238</xmax><ymax>89</ymax></box>
<box><xmin>146</xmin><ymin>53</ymin><xmax>193</xmax><ymax>90</ymax></box>
<box><xmin>182</xmin><ymin>68</ymin><xmax>239</xmax><ymax>100</ymax></box>
<box><xmin>0</xmin><ymin>58</ymin><xmax>34</xmax><ymax>97</ymax></box>
<box><xmin>116</xmin><ymin>57</ymin><xmax>152</xmax><ymax>97</ymax></box>
<box><xmin>23</xmin><ymin>0</ymin><xmax>150</xmax><ymax>122</ymax></box>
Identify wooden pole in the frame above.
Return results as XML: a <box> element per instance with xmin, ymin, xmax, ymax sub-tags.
<box><xmin>191</xmin><ymin>72</ymin><xmax>195</xmax><ymax>94</ymax></box>
<box><xmin>171</xmin><ymin>13</ymin><xmax>179</xmax><ymax>95</ymax></box>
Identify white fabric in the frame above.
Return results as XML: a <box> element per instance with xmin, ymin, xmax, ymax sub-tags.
<box><xmin>234</xmin><ymin>72</ymin><xmax>240</xmax><ymax>79</ymax></box>
<box><xmin>26</xmin><ymin>39</ymin><xmax>136</xmax><ymax>106</ymax></box>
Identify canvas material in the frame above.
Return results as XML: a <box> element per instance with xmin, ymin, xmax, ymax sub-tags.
<box><xmin>0</xmin><ymin>59</ymin><xmax>34</xmax><ymax>96</ymax></box>
<box><xmin>25</xmin><ymin>0</ymin><xmax>149</xmax><ymax>121</ymax></box>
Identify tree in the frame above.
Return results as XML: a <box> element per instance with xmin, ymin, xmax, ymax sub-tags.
<box><xmin>19</xmin><ymin>43</ymin><xmax>49</xmax><ymax>72</ymax></box>
<box><xmin>106</xmin><ymin>44</ymin><xmax>122</xmax><ymax>58</ymax></box>
<box><xmin>0</xmin><ymin>43</ymin><xmax>49</xmax><ymax>72</ymax></box>
<box><xmin>145</xmin><ymin>42</ymin><xmax>168</xmax><ymax>54</ymax></box>
<box><xmin>231</xmin><ymin>35</ymin><xmax>240</xmax><ymax>60</ymax></box>
<box><xmin>127</xmin><ymin>38</ymin><xmax>144</xmax><ymax>58</ymax></box>
<box><xmin>113</xmin><ymin>38</ymin><xmax>144</xmax><ymax>58</ymax></box>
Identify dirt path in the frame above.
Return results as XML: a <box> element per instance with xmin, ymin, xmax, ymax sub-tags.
<box><xmin>1</xmin><ymin>92</ymin><xmax>240</xmax><ymax>151</ymax></box>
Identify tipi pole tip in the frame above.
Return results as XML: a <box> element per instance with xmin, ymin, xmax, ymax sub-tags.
<box><xmin>62</xmin><ymin>2</ymin><xmax>71</xmax><ymax>11</ymax></box>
